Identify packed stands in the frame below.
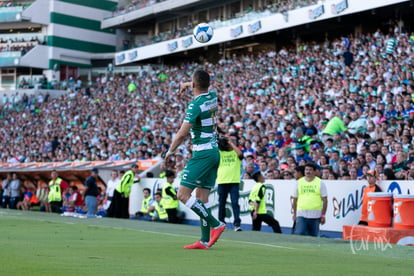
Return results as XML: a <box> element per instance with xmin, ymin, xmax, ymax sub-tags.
<box><xmin>1</xmin><ymin>22</ymin><xmax>414</xmax><ymax>183</ymax></box>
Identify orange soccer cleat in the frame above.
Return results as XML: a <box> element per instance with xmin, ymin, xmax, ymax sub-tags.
<box><xmin>184</xmin><ymin>240</ymin><xmax>210</xmax><ymax>250</ymax></box>
<box><xmin>208</xmin><ymin>223</ymin><xmax>226</xmax><ymax>247</ymax></box>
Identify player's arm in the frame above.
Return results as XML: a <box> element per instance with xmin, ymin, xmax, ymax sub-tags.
<box><xmin>165</xmin><ymin>122</ymin><xmax>192</xmax><ymax>160</ymax></box>
<box><xmin>179</xmin><ymin>82</ymin><xmax>192</xmax><ymax>94</ymax></box>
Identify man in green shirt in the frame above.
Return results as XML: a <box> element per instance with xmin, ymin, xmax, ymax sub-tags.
<box><xmin>165</xmin><ymin>69</ymin><xmax>225</xmax><ymax>249</ymax></box>
<box><xmin>321</xmin><ymin>116</ymin><xmax>347</xmax><ymax>141</ymax></box>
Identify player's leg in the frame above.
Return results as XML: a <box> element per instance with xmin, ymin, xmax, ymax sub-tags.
<box><xmin>178</xmin><ymin>185</ymin><xmax>209</xmax><ymax>249</ymax></box>
<box><xmin>196</xmin><ymin>187</ymin><xmax>225</xmax><ymax>247</ymax></box>
<box><xmin>183</xmin><ymin>187</ymin><xmax>221</xmax><ymax>228</ymax></box>
<box><xmin>180</xmin><ymin>150</ymin><xmax>225</xmax><ymax>248</ymax></box>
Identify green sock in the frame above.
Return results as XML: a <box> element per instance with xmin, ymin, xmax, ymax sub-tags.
<box><xmin>200</xmin><ymin>218</ymin><xmax>210</xmax><ymax>243</ymax></box>
<box><xmin>190</xmin><ymin>199</ymin><xmax>220</xmax><ymax>228</ymax></box>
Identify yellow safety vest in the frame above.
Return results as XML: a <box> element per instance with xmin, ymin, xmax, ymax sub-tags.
<box><xmin>141</xmin><ymin>196</ymin><xmax>154</xmax><ymax>216</ymax></box>
<box><xmin>217</xmin><ymin>150</ymin><xmax>242</xmax><ymax>184</ymax></box>
<box><xmin>248</xmin><ymin>182</ymin><xmax>266</xmax><ymax>214</ymax></box>
<box><xmin>154</xmin><ymin>199</ymin><xmax>168</xmax><ymax>220</ymax></box>
<box><xmin>296</xmin><ymin>177</ymin><xmax>322</xmax><ymax>211</ymax></box>
<box><xmin>116</xmin><ymin>170</ymin><xmax>134</xmax><ymax>197</ymax></box>
<box><xmin>162</xmin><ymin>181</ymin><xmax>179</xmax><ymax>209</ymax></box>
<box><xmin>48</xmin><ymin>178</ymin><xmax>62</xmax><ymax>202</ymax></box>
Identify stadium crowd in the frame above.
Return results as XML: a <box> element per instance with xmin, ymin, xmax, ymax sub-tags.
<box><xmin>121</xmin><ymin>0</ymin><xmax>318</xmax><ymax>48</ymax></box>
<box><xmin>1</xmin><ymin>22</ymin><xmax>414</xmax><ymax>187</ymax></box>
<box><xmin>113</xmin><ymin>0</ymin><xmax>168</xmax><ymax>16</ymax></box>
<box><xmin>0</xmin><ymin>1</ymin><xmax>31</xmax><ymax>9</ymax></box>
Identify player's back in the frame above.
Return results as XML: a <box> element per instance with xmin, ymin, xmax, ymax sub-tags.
<box><xmin>186</xmin><ymin>91</ymin><xmax>218</xmax><ymax>150</ymax></box>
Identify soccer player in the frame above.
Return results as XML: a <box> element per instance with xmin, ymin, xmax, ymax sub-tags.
<box><xmin>165</xmin><ymin>69</ymin><xmax>225</xmax><ymax>249</ymax></box>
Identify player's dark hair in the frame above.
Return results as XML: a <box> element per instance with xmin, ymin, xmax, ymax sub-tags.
<box><xmin>193</xmin><ymin>69</ymin><xmax>210</xmax><ymax>90</ymax></box>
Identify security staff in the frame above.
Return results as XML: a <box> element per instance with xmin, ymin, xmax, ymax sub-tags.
<box><xmin>150</xmin><ymin>192</ymin><xmax>168</xmax><ymax>222</ymax></box>
<box><xmin>249</xmin><ymin>172</ymin><xmax>282</xmax><ymax>233</ymax></box>
<box><xmin>292</xmin><ymin>162</ymin><xmax>328</xmax><ymax>236</ymax></box>
<box><xmin>135</xmin><ymin>188</ymin><xmax>154</xmax><ymax>220</ymax></box>
<box><xmin>161</xmin><ymin>170</ymin><xmax>179</xmax><ymax>223</ymax></box>
<box><xmin>107</xmin><ymin>164</ymin><xmax>139</xmax><ymax>218</ymax></box>
<box><xmin>216</xmin><ymin>136</ymin><xmax>243</xmax><ymax>231</ymax></box>
<box><xmin>48</xmin><ymin>170</ymin><xmax>68</xmax><ymax>213</ymax></box>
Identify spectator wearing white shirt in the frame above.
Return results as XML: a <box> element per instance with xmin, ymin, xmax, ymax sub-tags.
<box><xmin>104</xmin><ymin>170</ymin><xmax>120</xmax><ymax>210</ymax></box>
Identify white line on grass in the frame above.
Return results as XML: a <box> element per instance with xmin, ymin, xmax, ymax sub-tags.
<box><xmin>3</xmin><ymin>210</ymin><xmax>297</xmax><ymax>251</ymax></box>
<box><xmin>139</xmin><ymin>229</ymin><xmax>297</xmax><ymax>250</ymax></box>
<box><xmin>235</xmin><ymin>240</ymin><xmax>296</xmax><ymax>250</ymax></box>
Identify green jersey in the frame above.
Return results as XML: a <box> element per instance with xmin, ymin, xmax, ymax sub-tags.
<box><xmin>385</xmin><ymin>38</ymin><xmax>396</xmax><ymax>55</ymax></box>
<box><xmin>184</xmin><ymin>91</ymin><xmax>218</xmax><ymax>151</ymax></box>
<box><xmin>322</xmin><ymin>116</ymin><xmax>347</xmax><ymax>136</ymax></box>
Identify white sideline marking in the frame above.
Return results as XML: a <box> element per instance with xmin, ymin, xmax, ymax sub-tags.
<box><xmin>1</xmin><ymin>210</ymin><xmax>296</xmax><ymax>250</ymax></box>
<box><xmin>139</xmin><ymin>229</ymin><xmax>296</xmax><ymax>250</ymax></box>
<box><xmin>236</xmin><ymin>240</ymin><xmax>296</xmax><ymax>250</ymax></box>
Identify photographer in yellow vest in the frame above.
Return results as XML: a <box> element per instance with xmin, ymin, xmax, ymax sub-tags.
<box><xmin>292</xmin><ymin>162</ymin><xmax>328</xmax><ymax>237</ymax></box>
<box><xmin>217</xmin><ymin>136</ymin><xmax>243</xmax><ymax>231</ymax></box>
<box><xmin>162</xmin><ymin>170</ymin><xmax>179</xmax><ymax>223</ymax></box>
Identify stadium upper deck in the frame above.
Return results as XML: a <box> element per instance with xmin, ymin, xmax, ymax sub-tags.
<box><xmin>109</xmin><ymin>0</ymin><xmax>411</xmax><ymax>65</ymax></box>
<box><xmin>0</xmin><ymin>0</ymin><xmax>412</xmax><ymax>91</ymax></box>
<box><xmin>0</xmin><ymin>0</ymin><xmax>118</xmax><ymax>91</ymax></box>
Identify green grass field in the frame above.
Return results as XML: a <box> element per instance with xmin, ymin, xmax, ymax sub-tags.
<box><xmin>0</xmin><ymin>209</ymin><xmax>413</xmax><ymax>275</ymax></box>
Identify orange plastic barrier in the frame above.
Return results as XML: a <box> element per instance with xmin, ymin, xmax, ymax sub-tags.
<box><xmin>367</xmin><ymin>192</ymin><xmax>393</xmax><ymax>227</ymax></box>
<box><xmin>393</xmin><ymin>194</ymin><xmax>414</xmax><ymax>230</ymax></box>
